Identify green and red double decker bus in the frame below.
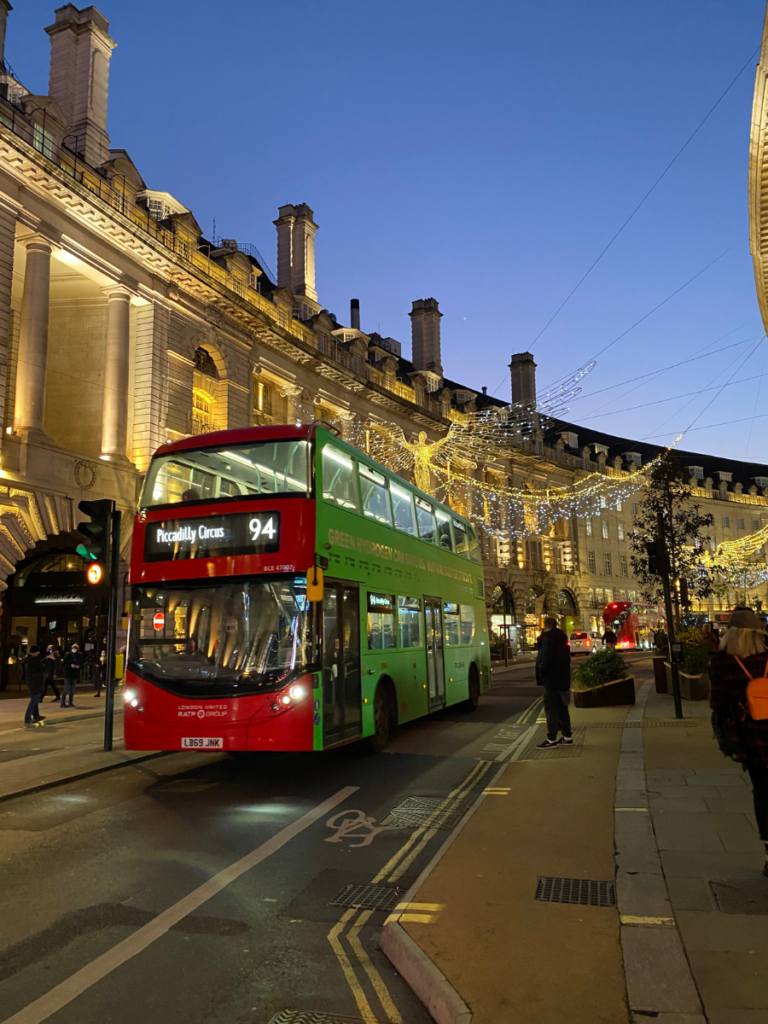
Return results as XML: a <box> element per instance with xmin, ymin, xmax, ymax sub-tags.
<box><xmin>124</xmin><ymin>423</ymin><xmax>491</xmax><ymax>753</ymax></box>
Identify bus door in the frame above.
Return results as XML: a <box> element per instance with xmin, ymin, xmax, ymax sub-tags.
<box><xmin>424</xmin><ymin>597</ymin><xmax>446</xmax><ymax>709</ymax></box>
<box><xmin>322</xmin><ymin>581</ymin><xmax>362</xmax><ymax>746</ymax></box>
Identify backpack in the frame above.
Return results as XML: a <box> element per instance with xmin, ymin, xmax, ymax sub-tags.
<box><xmin>734</xmin><ymin>656</ymin><xmax>768</xmax><ymax>720</ymax></box>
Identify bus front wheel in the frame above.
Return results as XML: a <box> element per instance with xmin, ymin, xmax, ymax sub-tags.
<box><xmin>465</xmin><ymin>664</ymin><xmax>480</xmax><ymax>711</ymax></box>
<box><xmin>364</xmin><ymin>680</ymin><xmax>395</xmax><ymax>753</ymax></box>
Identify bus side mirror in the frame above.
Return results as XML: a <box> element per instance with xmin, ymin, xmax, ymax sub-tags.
<box><xmin>307</xmin><ymin>566</ymin><xmax>324</xmax><ymax>602</ymax></box>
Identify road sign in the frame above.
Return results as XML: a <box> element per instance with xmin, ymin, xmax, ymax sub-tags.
<box><xmin>153</xmin><ymin>611</ymin><xmax>165</xmax><ymax>631</ymax></box>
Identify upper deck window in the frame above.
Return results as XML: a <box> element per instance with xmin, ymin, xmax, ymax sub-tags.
<box><xmin>390</xmin><ymin>481</ymin><xmax>416</xmax><ymax>535</ymax></box>
<box><xmin>359</xmin><ymin>464</ymin><xmax>392</xmax><ymax>525</ymax></box>
<box><xmin>322</xmin><ymin>445</ymin><xmax>359</xmax><ymax>510</ymax></box>
<box><xmin>141</xmin><ymin>439</ymin><xmax>308</xmax><ymax>508</ymax></box>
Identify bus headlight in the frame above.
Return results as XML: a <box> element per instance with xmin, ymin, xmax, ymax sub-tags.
<box><xmin>288</xmin><ymin>684</ymin><xmax>306</xmax><ymax>701</ymax></box>
<box><xmin>280</xmin><ymin>693</ymin><xmax>292</xmax><ymax>706</ymax></box>
<box><xmin>124</xmin><ymin>690</ymin><xmax>135</xmax><ymax>704</ymax></box>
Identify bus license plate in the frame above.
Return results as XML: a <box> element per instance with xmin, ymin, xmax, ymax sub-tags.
<box><xmin>182</xmin><ymin>737</ymin><xmax>223</xmax><ymax>749</ymax></box>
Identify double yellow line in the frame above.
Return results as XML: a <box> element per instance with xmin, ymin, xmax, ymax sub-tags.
<box><xmin>327</xmin><ymin>759</ymin><xmax>492</xmax><ymax>1023</ymax></box>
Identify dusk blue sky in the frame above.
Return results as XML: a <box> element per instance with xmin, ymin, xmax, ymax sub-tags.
<box><xmin>8</xmin><ymin>1</ymin><xmax>768</xmax><ymax>460</ymax></box>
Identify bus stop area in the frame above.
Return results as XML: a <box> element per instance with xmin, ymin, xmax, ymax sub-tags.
<box><xmin>382</xmin><ymin>665</ymin><xmax>768</xmax><ymax>1024</ymax></box>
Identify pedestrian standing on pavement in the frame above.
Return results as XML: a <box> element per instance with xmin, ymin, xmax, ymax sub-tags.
<box><xmin>61</xmin><ymin>643</ymin><xmax>82</xmax><ymax>708</ymax></box>
<box><xmin>710</xmin><ymin>608</ymin><xmax>768</xmax><ymax>875</ymax></box>
<box><xmin>704</xmin><ymin>622</ymin><xmax>720</xmax><ymax>655</ymax></box>
<box><xmin>41</xmin><ymin>645</ymin><xmax>60</xmax><ymax>703</ymax></box>
<box><xmin>22</xmin><ymin>645</ymin><xmax>46</xmax><ymax>726</ymax></box>
<box><xmin>603</xmin><ymin>628</ymin><xmax>617</xmax><ymax>648</ymax></box>
<box><xmin>94</xmin><ymin>650</ymin><xmax>106</xmax><ymax>697</ymax></box>
<box><xmin>535</xmin><ymin>616</ymin><xmax>573</xmax><ymax>750</ymax></box>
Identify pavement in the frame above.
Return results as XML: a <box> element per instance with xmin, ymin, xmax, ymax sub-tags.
<box><xmin>382</xmin><ymin>655</ymin><xmax>768</xmax><ymax>1024</ymax></box>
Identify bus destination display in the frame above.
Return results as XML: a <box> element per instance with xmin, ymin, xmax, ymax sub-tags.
<box><xmin>144</xmin><ymin>511</ymin><xmax>280</xmax><ymax>562</ymax></box>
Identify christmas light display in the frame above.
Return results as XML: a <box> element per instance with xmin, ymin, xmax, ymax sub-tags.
<box><xmin>701</xmin><ymin>524</ymin><xmax>768</xmax><ymax>588</ymax></box>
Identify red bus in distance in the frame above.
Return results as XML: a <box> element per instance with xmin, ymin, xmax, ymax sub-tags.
<box><xmin>602</xmin><ymin>601</ymin><xmax>662</xmax><ymax>650</ymax></box>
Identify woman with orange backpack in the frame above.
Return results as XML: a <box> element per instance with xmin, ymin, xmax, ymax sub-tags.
<box><xmin>710</xmin><ymin>607</ymin><xmax>768</xmax><ymax>874</ymax></box>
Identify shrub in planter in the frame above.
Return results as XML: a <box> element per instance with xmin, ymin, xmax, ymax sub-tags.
<box><xmin>573</xmin><ymin>647</ymin><xmax>629</xmax><ymax>690</ymax></box>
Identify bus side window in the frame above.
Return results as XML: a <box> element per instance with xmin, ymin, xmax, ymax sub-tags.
<box><xmin>452</xmin><ymin>519</ymin><xmax>469</xmax><ymax>557</ymax></box>
<box><xmin>367</xmin><ymin>593</ymin><xmax>396</xmax><ymax>649</ymax></box>
<box><xmin>466</xmin><ymin>525</ymin><xmax>482</xmax><ymax>564</ymax></box>
<box><xmin>459</xmin><ymin>604</ymin><xmax>476</xmax><ymax>643</ymax></box>
<box><xmin>322</xmin><ymin>445</ymin><xmax>359</xmax><ymax>511</ymax></box>
<box><xmin>435</xmin><ymin>511</ymin><xmax>454</xmax><ymax>551</ymax></box>
<box><xmin>397</xmin><ymin>596</ymin><xmax>423</xmax><ymax>647</ymax></box>
<box><xmin>359</xmin><ymin>465</ymin><xmax>393</xmax><ymax>526</ymax></box>
<box><xmin>443</xmin><ymin>602</ymin><xmax>461</xmax><ymax>645</ymax></box>
<box><xmin>415</xmin><ymin>498</ymin><xmax>436</xmax><ymax>543</ymax></box>
<box><xmin>391</xmin><ymin>482</ymin><xmax>416</xmax><ymax>535</ymax></box>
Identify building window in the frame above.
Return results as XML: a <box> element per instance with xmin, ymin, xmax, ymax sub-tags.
<box><xmin>192</xmin><ymin>389</ymin><xmax>215</xmax><ymax>435</ymax></box>
<box><xmin>231</xmin><ymin>276</ymin><xmax>244</xmax><ymax>298</ymax></box>
<box><xmin>754</xmin><ymin>520</ymin><xmax>761</xmax><ymax>531</ymax></box>
<box><xmin>254</xmin><ymin>377</ymin><xmax>272</xmax><ymax>417</ymax></box>
<box><xmin>722</xmin><ymin>516</ymin><xmax>730</xmax><ymax>528</ymax></box>
<box><xmin>587</xmin><ymin>550</ymin><xmax>596</xmax><ymax>573</ymax></box>
<box><xmin>618</xmin><ymin>523</ymin><xmax>624</xmax><ymax>541</ymax></box>
<box><xmin>194</xmin><ymin>347</ymin><xmax>219</xmax><ymax>379</ymax></box>
<box><xmin>586</xmin><ymin>518</ymin><xmax>592</xmax><ymax>537</ymax></box>
<box><xmin>737</xmin><ymin>518</ymin><xmax>745</xmax><ymax>530</ymax></box>
<box><xmin>177</xmin><ymin>239</ymin><xmax>191</xmax><ymax>261</ymax></box>
<box><xmin>600</xmin><ymin>496</ymin><xmax>607</xmax><ymax>509</ymax></box>
<box><xmin>604</xmin><ymin>553</ymin><xmax>612</xmax><ymax>576</ymax></box>
<box><xmin>604</xmin><ymin>587</ymin><xmax>613</xmax><ymax>603</ymax></box>
<box><xmin>588</xmin><ymin>587</ymin><xmax>596</xmax><ymax>607</ymax></box>
<box><xmin>33</xmin><ymin>122</ymin><xmax>55</xmax><ymax>161</ymax></box>
<box><xmin>601</xmin><ymin>520</ymin><xmax>609</xmax><ymax>540</ymax></box>
<box><xmin>632</xmin><ymin>503</ymin><xmax>637</xmax><ymax>516</ymax></box>
<box><xmin>620</xmin><ymin>554</ymin><xmax>628</xmax><ymax>577</ymax></box>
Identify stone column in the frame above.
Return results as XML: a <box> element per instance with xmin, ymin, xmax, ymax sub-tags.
<box><xmin>100</xmin><ymin>286</ymin><xmax>132</xmax><ymax>462</ymax></box>
<box><xmin>14</xmin><ymin>236</ymin><xmax>52</xmax><ymax>439</ymax></box>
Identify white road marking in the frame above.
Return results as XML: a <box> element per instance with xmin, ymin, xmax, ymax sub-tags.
<box><xmin>1</xmin><ymin>785</ymin><xmax>358</xmax><ymax>1024</ymax></box>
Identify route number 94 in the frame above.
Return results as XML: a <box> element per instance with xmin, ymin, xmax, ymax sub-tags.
<box><xmin>250</xmin><ymin>516</ymin><xmax>277</xmax><ymax>542</ymax></box>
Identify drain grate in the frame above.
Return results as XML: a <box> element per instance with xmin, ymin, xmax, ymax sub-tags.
<box><xmin>385</xmin><ymin>794</ymin><xmax>471</xmax><ymax>830</ymax></box>
<box><xmin>328</xmin><ymin>883</ymin><xmax>402</xmax><ymax>912</ymax></box>
<box><xmin>535</xmin><ymin>876</ymin><xmax>616</xmax><ymax>907</ymax></box>
<box><xmin>268</xmin><ymin>1013</ymin><xmax>388</xmax><ymax>1024</ymax></box>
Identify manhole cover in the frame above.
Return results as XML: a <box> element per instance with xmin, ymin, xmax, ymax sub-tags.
<box><xmin>268</xmin><ymin>1012</ymin><xmax>389</xmax><ymax>1024</ymax></box>
<box><xmin>328</xmin><ymin>883</ymin><xmax>402</xmax><ymax>912</ymax></box>
<box><xmin>710</xmin><ymin>879</ymin><xmax>768</xmax><ymax>914</ymax></box>
<box><xmin>386</xmin><ymin>795</ymin><xmax>470</xmax><ymax>829</ymax></box>
<box><xmin>535</xmin><ymin>876</ymin><xmax>616</xmax><ymax>907</ymax></box>
<box><xmin>155</xmin><ymin>779</ymin><xmax>218</xmax><ymax>792</ymax></box>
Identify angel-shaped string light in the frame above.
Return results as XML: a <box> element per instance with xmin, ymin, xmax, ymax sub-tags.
<box><xmin>700</xmin><ymin>524</ymin><xmax>768</xmax><ymax>588</ymax></box>
<box><xmin>355</xmin><ymin>360</ymin><xmax>596</xmax><ymax>493</ymax></box>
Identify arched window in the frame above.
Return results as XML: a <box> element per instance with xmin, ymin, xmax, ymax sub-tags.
<box><xmin>558</xmin><ymin>589</ymin><xmax>576</xmax><ymax>613</ymax></box>
<box><xmin>194</xmin><ymin>347</ymin><xmax>219</xmax><ymax>379</ymax></box>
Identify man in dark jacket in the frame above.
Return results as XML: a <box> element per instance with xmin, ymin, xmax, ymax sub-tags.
<box><xmin>61</xmin><ymin>644</ymin><xmax>83</xmax><ymax>707</ymax></box>
<box><xmin>22</xmin><ymin>645</ymin><xmax>46</xmax><ymax>725</ymax></box>
<box><xmin>535</xmin><ymin>616</ymin><xmax>573</xmax><ymax>749</ymax></box>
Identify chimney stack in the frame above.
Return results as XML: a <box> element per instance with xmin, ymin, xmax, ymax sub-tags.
<box><xmin>410</xmin><ymin>298</ymin><xmax>443</xmax><ymax>374</ymax></box>
<box><xmin>46</xmin><ymin>5</ymin><xmax>115</xmax><ymax>168</ymax></box>
<box><xmin>274</xmin><ymin>203</ymin><xmax>318</xmax><ymax>300</ymax></box>
<box><xmin>350</xmin><ymin>298</ymin><xmax>360</xmax><ymax>330</ymax></box>
<box><xmin>0</xmin><ymin>2</ymin><xmax>12</xmax><ymax>70</ymax></box>
<box><xmin>509</xmin><ymin>352</ymin><xmax>537</xmax><ymax>405</ymax></box>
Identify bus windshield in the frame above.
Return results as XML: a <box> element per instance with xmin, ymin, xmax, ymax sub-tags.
<box><xmin>129</xmin><ymin>578</ymin><xmax>316</xmax><ymax>696</ymax></box>
<box><xmin>140</xmin><ymin>439</ymin><xmax>309</xmax><ymax>508</ymax></box>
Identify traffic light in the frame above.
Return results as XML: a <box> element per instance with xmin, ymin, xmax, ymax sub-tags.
<box><xmin>646</xmin><ymin>538</ymin><xmax>670</xmax><ymax>577</ymax></box>
<box><xmin>77</xmin><ymin>498</ymin><xmax>114</xmax><ymax>575</ymax></box>
<box><xmin>86</xmin><ymin>562</ymin><xmax>103</xmax><ymax>585</ymax></box>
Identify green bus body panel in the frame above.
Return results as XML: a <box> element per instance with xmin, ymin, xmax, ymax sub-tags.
<box><xmin>313</xmin><ymin>428</ymin><xmax>490</xmax><ymax>742</ymax></box>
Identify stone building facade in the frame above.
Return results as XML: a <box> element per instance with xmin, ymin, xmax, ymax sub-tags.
<box><xmin>0</xmin><ymin>3</ymin><xmax>765</xmax><ymax>684</ymax></box>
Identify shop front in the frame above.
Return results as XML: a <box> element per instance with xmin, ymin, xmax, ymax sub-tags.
<box><xmin>1</xmin><ymin>541</ymin><xmax>106</xmax><ymax>693</ymax></box>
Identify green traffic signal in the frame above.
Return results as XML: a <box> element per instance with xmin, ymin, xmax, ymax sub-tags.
<box><xmin>77</xmin><ymin>498</ymin><xmax>114</xmax><ymax>567</ymax></box>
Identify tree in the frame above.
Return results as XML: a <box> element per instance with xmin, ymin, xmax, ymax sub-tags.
<box><xmin>629</xmin><ymin>452</ymin><xmax>717</xmax><ymax>622</ymax></box>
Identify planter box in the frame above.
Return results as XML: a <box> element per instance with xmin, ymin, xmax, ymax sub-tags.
<box><xmin>664</xmin><ymin>664</ymin><xmax>711</xmax><ymax>702</ymax></box>
<box><xmin>653</xmin><ymin>656</ymin><xmax>667</xmax><ymax>694</ymax></box>
<box><xmin>573</xmin><ymin>676</ymin><xmax>635</xmax><ymax>707</ymax></box>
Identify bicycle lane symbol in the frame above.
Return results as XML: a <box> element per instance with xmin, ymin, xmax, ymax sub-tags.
<box><xmin>324</xmin><ymin>809</ymin><xmax>394</xmax><ymax>849</ymax></box>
